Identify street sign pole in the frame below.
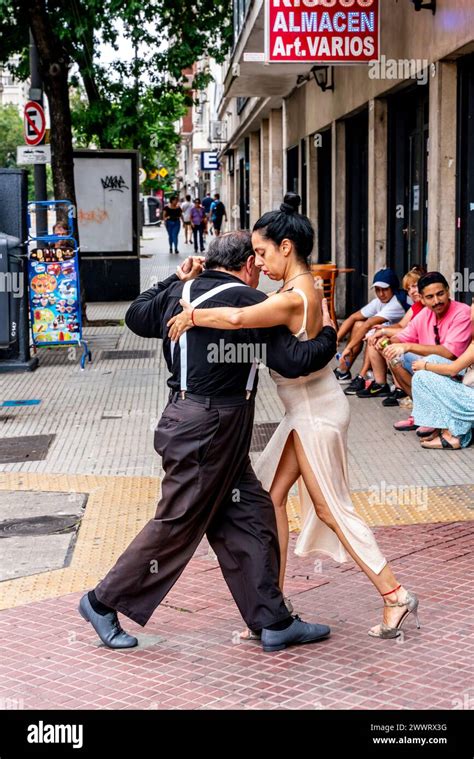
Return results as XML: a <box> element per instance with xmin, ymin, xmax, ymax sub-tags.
<box><xmin>29</xmin><ymin>30</ymin><xmax>48</xmax><ymax>234</ymax></box>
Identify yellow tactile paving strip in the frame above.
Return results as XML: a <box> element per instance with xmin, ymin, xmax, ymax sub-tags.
<box><xmin>0</xmin><ymin>473</ymin><xmax>161</xmax><ymax>611</ymax></box>
<box><xmin>0</xmin><ymin>473</ymin><xmax>472</xmax><ymax>611</ymax></box>
<box><xmin>288</xmin><ymin>483</ymin><xmax>474</xmax><ymax>529</ymax></box>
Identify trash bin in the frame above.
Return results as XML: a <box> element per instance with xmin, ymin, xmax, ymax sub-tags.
<box><xmin>0</xmin><ymin>232</ymin><xmax>22</xmax><ymax>349</ymax></box>
<box><xmin>144</xmin><ymin>196</ymin><xmax>161</xmax><ymax>226</ymax></box>
<box><xmin>0</xmin><ymin>168</ymin><xmax>37</xmax><ymax>372</ymax></box>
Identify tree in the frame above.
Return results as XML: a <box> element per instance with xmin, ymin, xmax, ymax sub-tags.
<box><xmin>0</xmin><ymin>1</ymin><xmax>232</xmax><ymax>212</ymax></box>
<box><xmin>71</xmin><ymin>86</ymin><xmax>188</xmax><ymax>191</ymax></box>
<box><xmin>0</xmin><ymin>103</ymin><xmax>24</xmax><ymax>167</ymax></box>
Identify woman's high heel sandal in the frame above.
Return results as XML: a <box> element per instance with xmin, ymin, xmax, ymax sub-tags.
<box><xmin>368</xmin><ymin>585</ymin><xmax>421</xmax><ymax>639</ymax></box>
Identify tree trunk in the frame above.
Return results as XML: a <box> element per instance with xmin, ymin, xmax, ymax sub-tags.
<box><xmin>28</xmin><ymin>0</ymin><xmax>88</xmax><ymax>319</ymax></box>
<box><xmin>28</xmin><ymin>2</ymin><xmax>76</xmax><ymax>218</ymax></box>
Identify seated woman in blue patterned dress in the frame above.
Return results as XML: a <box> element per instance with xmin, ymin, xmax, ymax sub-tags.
<box><xmin>412</xmin><ymin>319</ymin><xmax>474</xmax><ymax>449</ymax></box>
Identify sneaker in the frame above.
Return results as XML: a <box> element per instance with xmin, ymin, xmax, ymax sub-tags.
<box><xmin>356</xmin><ymin>382</ymin><xmax>391</xmax><ymax>398</ymax></box>
<box><xmin>382</xmin><ymin>388</ymin><xmax>407</xmax><ymax>407</ymax></box>
<box><xmin>169</xmin><ymin>248</ymin><xmax>173</xmax><ymax>255</ymax></box>
<box><xmin>393</xmin><ymin>416</ymin><xmax>419</xmax><ymax>432</ymax></box>
<box><xmin>344</xmin><ymin>375</ymin><xmax>366</xmax><ymax>395</ymax></box>
<box><xmin>175</xmin><ymin>250</ymin><xmax>180</xmax><ymax>255</ymax></box>
<box><xmin>334</xmin><ymin>368</ymin><xmax>352</xmax><ymax>383</ymax></box>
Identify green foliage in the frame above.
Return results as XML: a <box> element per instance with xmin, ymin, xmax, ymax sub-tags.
<box><xmin>0</xmin><ymin>103</ymin><xmax>24</xmax><ymax>167</ymax></box>
<box><xmin>0</xmin><ymin>0</ymin><xmax>232</xmax><ymax>192</ymax></box>
<box><xmin>71</xmin><ymin>85</ymin><xmax>187</xmax><ymax>188</ymax></box>
<box><xmin>0</xmin><ymin>0</ymin><xmax>231</xmax><ymax>192</ymax></box>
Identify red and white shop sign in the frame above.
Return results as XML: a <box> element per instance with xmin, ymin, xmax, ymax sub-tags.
<box><xmin>265</xmin><ymin>0</ymin><xmax>380</xmax><ymax>64</ymax></box>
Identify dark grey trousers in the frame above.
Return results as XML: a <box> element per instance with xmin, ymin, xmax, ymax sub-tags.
<box><xmin>95</xmin><ymin>394</ymin><xmax>289</xmax><ymax>629</ymax></box>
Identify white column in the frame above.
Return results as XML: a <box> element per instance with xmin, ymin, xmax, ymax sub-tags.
<box><xmin>269</xmin><ymin>109</ymin><xmax>283</xmax><ymax>210</ymax></box>
<box><xmin>249</xmin><ymin>130</ymin><xmax>261</xmax><ymax>228</ymax></box>
<box><xmin>368</xmin><ymin>98</ymin><xmax>388</xmax><ymax>285</ymax></box>
<box><xmin>427</xmin><ymin>61</ymin><xmax>457</xmax><ymax>281</ymax></box>
<box><xmin>260</xmin><ymin>118</ymin><xmax>270</xmax><ymax>214</ymax></box>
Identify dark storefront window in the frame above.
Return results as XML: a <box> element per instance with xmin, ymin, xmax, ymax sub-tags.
<box><xmin>346</xmin><ymin>109</ymin><xmax>369</xmax><ymax>313</ymax></box>
<box><xmin>301</xmin><ymin>138</ymin><xmax>307</xmax><ymax>215</ymax></box>
<box><xmin>388</xmin><ymin>85</ymin><xmax>429</xmax><ymax>277</ymax></box>
<box><xmin>317</xmin><ymin>128</ymin><xmax>332</xmax><ymax>263</ymax></box>
<box><xmin>236</xmin><ymin>97</ymin><xmax>249</xmax><ymax>115</ymax></box>
<box><xmin>456</xmin><ymin>54</ymin><xmax>474</xmax><ymax>305</ymax></box>
<box><xmin>287</xmin><ymin>145</ymin><xmax>299</xmax><ymax>195</ymax></box>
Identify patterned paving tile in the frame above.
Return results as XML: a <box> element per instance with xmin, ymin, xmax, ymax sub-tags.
<box><xmin>0</xmin><ymin>522</ymin><xmax>472</xmax><ymax>710</ymax></box>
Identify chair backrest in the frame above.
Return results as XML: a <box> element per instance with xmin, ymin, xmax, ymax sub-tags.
<box><xmin>311</xmin><ymin>265</ymin><xmax>338</xmax><ymax>325</ymax></box>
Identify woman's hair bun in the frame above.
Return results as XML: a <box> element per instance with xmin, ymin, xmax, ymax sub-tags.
<box><xmin>280</xmin><ymin>192</ymin><xmax>301</xmax><ymax>215</ymax></box>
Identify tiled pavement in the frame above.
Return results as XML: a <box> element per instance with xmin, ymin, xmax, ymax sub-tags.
<box><xmin>0</xmin><ymin>227</ymin><xmax>473</xmax><ymax>710</ymax></box>
<box><xmin>0</xmin><ymin>226</ymin><xmax>472</xmax><ymax>489</ymax></box>
<box><xmin>0</xmin><ymin>523</ymin><xmax>472</xmax><ymax>710</ymax></box>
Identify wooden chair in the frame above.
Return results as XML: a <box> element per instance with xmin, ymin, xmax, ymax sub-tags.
<box><xmin>311</xmin><ymin>264</ymin><xmax>338</xmax><ymax>328</ymax></box>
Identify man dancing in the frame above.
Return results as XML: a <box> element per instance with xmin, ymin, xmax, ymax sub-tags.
<box><xmin>79</xmin><ymin>232</ymin><xmax>336</xmax><ymax>653</ymax></box>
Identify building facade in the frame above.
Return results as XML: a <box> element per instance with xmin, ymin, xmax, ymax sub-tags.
<box><xmin>0</xmin><ymin>58</ymin><xmax>29</xmax><ymax>114</ymax></box>
<box><xmin>176</xmin><ymin>60</ymin><xmax>226</xmax><ymax>202</ymax></box>
<box><xmin>214</xmin><ymin>0</ymin><xmax>474</xmax><ymax>314</ymax></box>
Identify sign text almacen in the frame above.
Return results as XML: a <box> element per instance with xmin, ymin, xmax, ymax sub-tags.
<box><xmin>266</xmin><ymin>0</ymin><xmax>379</xmax><ymax>64</ymax></box>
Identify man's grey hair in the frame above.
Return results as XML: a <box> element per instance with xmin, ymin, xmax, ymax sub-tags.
<box><xmin>205</xmin><ymin>231</ymin><xmax>253</xmax><ymax>271</ymax></box>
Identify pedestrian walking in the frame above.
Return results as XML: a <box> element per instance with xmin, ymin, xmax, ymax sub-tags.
<box><xmin>190</xmin><ymin>198</ymin><xmax>206</xmax><ymax>253</ymax></box>
<box><xmin>163</xmin><ymin>196</ymin><xmax>183</xmax><ymax>255</ymax></box>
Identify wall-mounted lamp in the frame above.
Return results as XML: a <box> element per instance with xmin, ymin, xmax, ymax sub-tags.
<box><xmin>311</xmin><ymin>66</ymin><xmax>334</xmax><ymax>93</ymax></box>
<box><xmin>411</xmin><ymin>0</ymin><xmax>436</xmax><ymax>13</ymax></box>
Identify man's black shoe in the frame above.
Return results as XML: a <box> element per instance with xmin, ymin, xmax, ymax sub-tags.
<box><xmin>79</xmin><ymin>594</ymin><xmax>138</xmax><ymax>649</ymax></box>
<box><xmin>261</xmin><ymin>615</ymin><xmax>330</xmax><ymax>653</ymax></box>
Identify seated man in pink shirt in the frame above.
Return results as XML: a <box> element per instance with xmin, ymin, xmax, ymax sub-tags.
<box><xmin>380</xmin><ymin>272</ymin><xmax>472</xmax><ymax>432</ymax></box>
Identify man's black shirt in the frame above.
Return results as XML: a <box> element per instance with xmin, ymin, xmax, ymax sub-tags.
<box><xmin>125</xmin><ymin>269</ymin><xmax>337</xmax><ymax>396</ymax></box>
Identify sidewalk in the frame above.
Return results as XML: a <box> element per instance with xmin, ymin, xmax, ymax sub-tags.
<box><xmin>0</xmin><ymin>226</ymin><xmax>473</xmax><ymax>710</ymax></box>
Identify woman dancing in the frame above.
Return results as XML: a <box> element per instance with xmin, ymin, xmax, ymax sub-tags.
<box><xmin>168</xmin><ymin>193</ymin><xmax>420</xmax><ymax>640</ymax></box>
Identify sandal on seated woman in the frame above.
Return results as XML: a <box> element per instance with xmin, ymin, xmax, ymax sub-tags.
<box><xmin>421</xmin><ymin>430</ymin><xmax>462</xmax><ymax>450</ymax></box>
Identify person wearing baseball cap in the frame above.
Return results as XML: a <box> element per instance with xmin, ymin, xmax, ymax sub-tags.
<box><xmin>336</xmin><ymin>268</ymin><xmax>410</xmax><ymax>394</ymax></box>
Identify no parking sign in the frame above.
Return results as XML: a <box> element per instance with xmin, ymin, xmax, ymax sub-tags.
<box><xmin>24</xmin><ymin>101</ymin><xmax>46</xmax><ymax>146</ymax></box>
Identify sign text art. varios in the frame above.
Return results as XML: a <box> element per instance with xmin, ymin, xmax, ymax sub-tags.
<box><xmin>266</xmin><ymin>0</ymin><xmax>379</xmax><ymax>64</ymax></box>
